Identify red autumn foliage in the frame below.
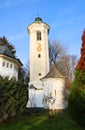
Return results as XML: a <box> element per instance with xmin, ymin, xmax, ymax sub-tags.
<box><xmin>76</xmin><ymin>30</ymin><xmax>85</xmax><ymax>70</ymax></box>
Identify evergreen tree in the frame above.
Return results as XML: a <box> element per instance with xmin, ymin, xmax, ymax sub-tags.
<box><xmin>68</xmin><ymin>30</ymin><xmax>85</xmax><ymax>127</ymax></box>
<box><xmin>0</xmin><ymin>36</ymin><xmax>16</xmax><ymax>57</ymax></box>
<box><xmin>0</xmin><ymin>77</ymin><xmax>28</xmax><ymax>123</ymax></box>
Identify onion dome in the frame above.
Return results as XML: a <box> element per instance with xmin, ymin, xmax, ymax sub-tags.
<box><xmin>35</xmin><ymin>17</ymin><xmax>42</xmax><ymax>22</ymax></box>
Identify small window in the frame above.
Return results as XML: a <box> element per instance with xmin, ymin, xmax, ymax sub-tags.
<box><xmin>2</xmin><ymin>62</ymin><xmax>5</xmax><ymax>67</ymax></box>
<box><xmin>7</xmin><ymin>63</ymin><xmax>9</xmax><ymax>68</ymax></box>
<box><xmin>10</xmin><ymin>64</ymin><xmax>12</xmax><ymax>68</ymax></box>
<box><xmin>55</xmin><ymin>90</ymin><xmax>56</xmax><ymax>97</ymax></box>
<box><xmin>37</xmin><ymin>31</ymin><xmax>41</xmax><ymax>40</ymax></box>
<box><xmin>38</xmin><ymin>54</ymin><xmax>41</xmax><ymax>58</ymax></box>
<box><xmin>39</xmin><ymin>73</ymin><xmax>41</xmax><ymax>76</ymax></box>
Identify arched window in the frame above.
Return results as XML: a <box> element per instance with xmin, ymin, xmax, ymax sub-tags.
<box><xmin>37</xmin><ymin>31</ymin><xmax>41</xmax><ymax>40</ymax></box>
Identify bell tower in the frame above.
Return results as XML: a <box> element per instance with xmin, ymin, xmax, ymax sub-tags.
<box><xmin>28</xmin><ymin>17</ymin><xmax>50</xmax><ymax>82</ymax></box>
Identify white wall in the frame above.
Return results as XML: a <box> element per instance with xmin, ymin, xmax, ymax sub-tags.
<box><xmin>28</xmin><ymin>22</ymin><xmax>50</xmax><ymax>82</ymax></box>
<box><xmin>27</xmin><ymin>78</ymin><xmax>67</xmax><ymax>110</ymax></box>
<box><xmin>42</xmin><ymin>78</ymin><xmax>67</xmax><ymax>109</ymax></box>
<box><xmin>0</xmin><ymin>57</ymin><xmax>18</xmax><ymax>80</ymax></box>
<box><xmin>27</xmin><ymin>88</ymin><xmax>43</xmax><ymax>108</ymax></box>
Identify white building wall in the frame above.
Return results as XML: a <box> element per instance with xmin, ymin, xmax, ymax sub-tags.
<box><xmin>34</xmin><ymin>90</ymin><xmax>43</xmax><ymax>107</ymax></box>
<box><xmin>42</xmin><ymin>78</ymin><xmax>67</xmax><ymax>109</ymax></box>
<box><xmin>27</xmin><ymin>89</ymin><xmax>35</xmax><ymax>107</ymax></box>
<box><xmin>0</xmin><ymin>57</ymin><xmax>18</xmax><ymax>80</ymax></box>
<box><xmin>27</xmin><ymin>78</ymin><xmax>67</xmax><ymax>110</ymax></box>
<box><xmin>27</xmin><ymin>88</ymin><xmax>43</xmax><ymax>108</ymax></box>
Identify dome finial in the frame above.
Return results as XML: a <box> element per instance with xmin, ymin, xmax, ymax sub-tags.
<box><xmin>35</xmin><ymin>16</ymin><xmax>42</xmax><ymax>22</ymax></box>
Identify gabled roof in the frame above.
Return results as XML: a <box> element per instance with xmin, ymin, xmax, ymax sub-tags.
<box><xmin>0</xmin><ymin>46</ymin><xmax>23</xmax><ymax>66</ymax></box>
<box><xmin>42</xmin><ymin>64</ymin><xmax>64</xmax><ymax>79</ymax></box>
<box><xmin>0</xmin><ymin>46</ymin><xmax>14</xmax><ymax>58</ymax></box>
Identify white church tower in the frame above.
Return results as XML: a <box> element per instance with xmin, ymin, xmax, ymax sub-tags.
<box><xmin>27</xmin><ymin>17</ymin><xmax>67</xmax><ymax>109</ymax></box>
<box><xmin>27</xmin><ymin>17</ymin><xmax>50</xmax><ymax>82</ymax></box>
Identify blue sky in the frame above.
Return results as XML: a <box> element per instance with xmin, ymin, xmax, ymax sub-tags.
<box><xmin>0</xmin><ymin>0</ymin><xmax>85</xmax><ymax>66</ymax></box>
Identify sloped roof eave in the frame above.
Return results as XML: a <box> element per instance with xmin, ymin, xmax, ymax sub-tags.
<box><xmin>41</xmin><ymin>64</ymin><xmax>65</xmax><ymax>80</ymax></box>
<box><xmin>0</xmin><ymin>54</ymin><xmax>23</xmax><ymax>67</ymax></box>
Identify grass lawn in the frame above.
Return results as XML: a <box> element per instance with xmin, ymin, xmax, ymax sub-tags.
<box><xmin>0</xmin><ymin>111</ymin><xmax>84</xmax><ymax>130</ymax></box>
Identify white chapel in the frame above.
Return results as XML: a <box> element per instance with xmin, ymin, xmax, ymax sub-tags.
<box><xmin>27</xmin><ymin>17</ymin><xmax>67</xmax><ymax>110</ymax></box>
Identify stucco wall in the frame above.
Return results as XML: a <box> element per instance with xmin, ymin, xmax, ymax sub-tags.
<box><xmin>42</xmin><ymin>78</ymin><xmax>67</xmax><ymax>109</ymax></box>
<box><xmin>27</xmin><ymin>78</ymin><xmax>67</xmax><ymax>110</ymax></box>
<box><xmin>0</xmin><ymin>57</ymin><xmax>18</xmax><ymax>80</ymax></box>
<box><xmin>28</xmin><ymin>23</ymin><xmax>49</xmax><ymax>82</ymax></box>
<box><xmin>27</xmin><ymin>88</ymin><xmax>43</xmax><ymax>108</ymax></box>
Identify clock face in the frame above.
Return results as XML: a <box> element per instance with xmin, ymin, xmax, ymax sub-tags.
<box><xmin>37</xmin><ymin>43</ymin><xmax>42</xmax><ymax>52</ymax></box>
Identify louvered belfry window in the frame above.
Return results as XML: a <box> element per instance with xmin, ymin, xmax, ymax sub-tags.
<box><xmin>37</xmin><ymin>31</ymin><xmax>41</xmax><ymax>40</ymax></box>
